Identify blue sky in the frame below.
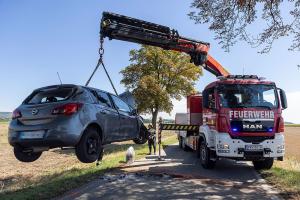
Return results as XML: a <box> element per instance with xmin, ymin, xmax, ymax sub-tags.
<box><xmin>0</xmin><ymin>0</ymin><xmax>299</xmax><ymax>122</ymax></box>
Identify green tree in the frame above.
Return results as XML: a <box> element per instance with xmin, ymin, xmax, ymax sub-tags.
<box><xmin>189</xmin><ymin>0</ymin><xmax>300</xmax><ymax>53</ymax></box>
<box><xmin>121</xmin><ymin>45</ymin><xmax>202</xmax><ymax>128</ymax></box>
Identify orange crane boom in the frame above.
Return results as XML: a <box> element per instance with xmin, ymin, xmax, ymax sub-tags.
<box><xmin>100</xmin><ymin>12</ymin><xmax>230</xmax><ymax>77</ymax></box>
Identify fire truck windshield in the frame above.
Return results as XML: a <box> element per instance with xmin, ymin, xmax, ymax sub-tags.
<box><xmin>218</xmin><ymin>84</ymin><xmax>278</xmax><ymax>109</ymax></box>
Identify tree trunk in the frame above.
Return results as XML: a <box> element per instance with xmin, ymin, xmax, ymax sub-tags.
<box><xmin>151</xmin><ymin>108</ymin><xmax>159</xmax><ymax>129</ymax></box>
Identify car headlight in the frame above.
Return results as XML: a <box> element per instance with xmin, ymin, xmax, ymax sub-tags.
<box><xmin>277</xmin><ymin>145</ymin><xmax>285</xmax><ymax>150</ymax></box>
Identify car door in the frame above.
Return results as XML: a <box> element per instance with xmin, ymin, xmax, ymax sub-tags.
<box><xmin>110</xmin><ymin>94</ymin><xmax>138</xmax><ymax>140</ymax></box>
<box><xmin>90</xmin><ymin>90</ymin><xmax>120</xmax><ymax>143</ymax></box>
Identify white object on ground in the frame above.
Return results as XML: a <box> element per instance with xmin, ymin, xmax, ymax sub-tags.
<box><xmin>126</xmin><ymin>146</ymin><xmax>135</xmax><ymax>164</ymax></box>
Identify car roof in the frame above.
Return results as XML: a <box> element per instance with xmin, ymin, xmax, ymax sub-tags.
<box><xmin>32</xmin><ymin>84</ymin><xmax>119</xmax><ymax>99</ymax></box>
<box><xmin>82</xmin><ymin>86</ymin><xmax>115</xmax><ymax>96</ymax></box>
<box><xmin>33</xmin><ymin>84</ymin><xmax>79</xmax><ymax>91</ymax></box>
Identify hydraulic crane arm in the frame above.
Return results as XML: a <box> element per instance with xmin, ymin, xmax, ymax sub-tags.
<box><xmin>100</xmin><ymin>12</ymin><xmax>230</xmax><ymax>77</ymax></box>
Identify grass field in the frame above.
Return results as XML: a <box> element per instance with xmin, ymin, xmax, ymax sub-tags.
<box><xmin>285</xmin><ymin>124</ymin><xmax>300</xmax><ymax>127</ymax></box>
<box><xmin>260</xmin><ymin>126</ymin><xmax>300</xmax><ymax>199</ymax></box>
<box><xmin>0</xmin><ymin>122</ymin><xmax>177</xmax><ymax>200</ymax></box>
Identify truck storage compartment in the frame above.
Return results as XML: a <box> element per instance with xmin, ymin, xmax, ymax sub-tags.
<box><xmin>187</xmin><ymin>94</ymin><xmax>203</xmax><ymax>125</ymax></box>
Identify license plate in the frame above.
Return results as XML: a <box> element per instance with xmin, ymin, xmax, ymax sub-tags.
<box><xmin>245</xmin><ymin>144</ymin><xmax>263</xmax><ymax>151</ymax></box>
<box><xmin>20</xmin><ymin>130</ymin><xmax>45</xmax><ymax>139</ymax></box>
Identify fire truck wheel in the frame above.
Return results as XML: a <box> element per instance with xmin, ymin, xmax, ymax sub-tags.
<box><xmin>200</xmin><ymin>140</ymin><xmax>216</xmax><ymax>169</ymax></box>
<box><xmin>252</xmin><ymin>158</ymin><xmax>274</xmax><ymax>170</ymax></box>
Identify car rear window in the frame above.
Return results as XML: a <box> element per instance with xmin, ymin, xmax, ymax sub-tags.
<box><xmin>24</xmin><ymin>87</ymin><xmax>75</xmax><ymax>104</ymax></box>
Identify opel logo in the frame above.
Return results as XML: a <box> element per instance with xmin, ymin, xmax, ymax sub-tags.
<box><xmin>32</xmin><ymin>108</ymin><xmax>39</xmax><ymax>115</ymax></box>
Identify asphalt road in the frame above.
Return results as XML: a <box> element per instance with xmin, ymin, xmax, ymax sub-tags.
<box><xmin>58</xmin><ymin>144</ymin><xmax>281</xmax><ymax>200</ymax></box>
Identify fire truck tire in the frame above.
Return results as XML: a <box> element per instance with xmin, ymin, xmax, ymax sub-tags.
<box><xmin>252</xmin><ymin>158</ymin><xmax>274</xmax><ymax>170</ymax></box>
<box><xmin>199</xmin><ymin>140</ymin><xmax>216</xmax><ymax>169</ymax></box>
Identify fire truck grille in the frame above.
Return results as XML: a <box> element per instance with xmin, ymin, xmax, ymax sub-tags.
<box><xmin>232</xmin><ymin>136</ymin><xmax>275</xmax><ymax>143</ymax></box>
<box><xmin>230</xmin><ymin>120</ymin><xmax>274</xmax><ymax>132</ymax></box>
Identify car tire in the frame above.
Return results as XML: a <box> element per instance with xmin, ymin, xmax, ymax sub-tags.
<box><xmin>133</xmin><ymin>136</ymin><xmax>147</xmax><ymax>144</ymax></box>
<box><xmin>133</xmin><ymin>126</ymin><xmax>148</xmax><ymax>144</ymax></box>
<box><xmin>13</xmin><ymin>146</ymin><xmax>42</xmax><ymax>162</ymax></box>
<box><xmin>199</xmin><ymin>140</ymin><xmax>216</xmax><ymax>169</ymax></box>
<box><xmin>75</xmin><ymin>127</ymin><xmax>103</xmax><ymax>163</ymax></box>
<box><xmin>253</xmin><ymin>158</ymin><xmax>274</xmax><ymax>170</ymax></box>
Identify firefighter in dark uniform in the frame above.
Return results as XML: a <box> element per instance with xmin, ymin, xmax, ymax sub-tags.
<box><xmin>147</xmin><ymin>124</ymin><xmax>156</xmax><ymax>155</ymax></box>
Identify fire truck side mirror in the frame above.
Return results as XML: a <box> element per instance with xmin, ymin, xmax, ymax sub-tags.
<box><xmin>279</xmin><ymin>88</ymin><xmax>288</xmax><ymax>110</ymax></box>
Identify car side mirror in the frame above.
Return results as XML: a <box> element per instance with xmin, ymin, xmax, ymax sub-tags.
<box><xmin>279</xmin><ymin>88</ymin><xmax>288</xmax><ymax>110</ymax></box>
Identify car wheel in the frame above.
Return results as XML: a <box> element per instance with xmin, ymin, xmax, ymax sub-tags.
<box><xmin>133</xmin><ymin>126</ymin><xmax>147</xmax><ymax>144</ymax></box>
<box><xmin>13</xmin><ymin>146</ymin><xmax>42</xmax><ymax>162</ymax></box>
<box><xmin>199</xmin><ymin>140</ymin><xmax>216</xmax><ymax>169</ymax></box>
<box><xmin>253</xmin><ymin>158</ymin><xmax>274</xmax><ymax>170</ymax></box>
<box><xmin>75</xmin><ymin>127</ymin><xmax>102</xmax><ymax>163</ymax></box>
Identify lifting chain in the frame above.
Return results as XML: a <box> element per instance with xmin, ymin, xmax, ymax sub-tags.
<box><xmin>99</xmin><ymin>36</ymin><xmax>105</xmax><ymax>60</ymax></box>
<box><xmin>85</xmin><ymin>35</ymin><xmax>118</xmax><ymax>96</ymax></box>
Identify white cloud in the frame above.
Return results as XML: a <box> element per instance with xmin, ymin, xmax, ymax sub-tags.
<box><xmin>141</xmin><ymin>98</ymin><xmax>187</xmax><ymax>120</ymax></box>
<box><xmin>158</xmin><ymin>98</ymin><xmax>187</xmax><ymax>119</ymax></box>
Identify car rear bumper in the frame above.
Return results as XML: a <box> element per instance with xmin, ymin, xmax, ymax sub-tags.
<box><xmin>215</xmin><ymin>132</ymin><xmax>285</xmax><ymax>160</ymax></box>
<box><xmin>8</xmin><ymin>116</ymin><xmax>84</xmax><ymax>148</ymax></box>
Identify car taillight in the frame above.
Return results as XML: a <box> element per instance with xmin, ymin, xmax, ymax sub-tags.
<box><xmin>277</xmin><ymin>117</ymin><xmax>284</xmax><ymax>133</ymax></box>
<box><xmin>52</xmin><ymin>103</ymin><xmax>82</xmax><ymax>115</ymax></box>
<box><xmin>217</xmin><ymin>116</ymin><xmax>229</xmax><ymax>133</ymax></box>
<box><xmin>12</xmin><ymin>109</ymin><xmax>22</xmax><ymax>119</ymax></box>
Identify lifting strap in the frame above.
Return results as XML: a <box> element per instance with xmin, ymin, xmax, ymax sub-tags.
<box><xmin>85</xmin><ymin>36</ymin><xmax>118</xmax><ymax>96</ymax></box>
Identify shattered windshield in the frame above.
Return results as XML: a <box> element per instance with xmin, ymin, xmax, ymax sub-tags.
<box><xmin>218</xmin><ymin>84</ymin><xmax>278</xmax><ymax>109</ymax></box>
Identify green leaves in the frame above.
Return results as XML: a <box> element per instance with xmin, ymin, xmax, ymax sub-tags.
<box><xmin>121</xmin><ymin>45</ymin><xmax>202</xmax><ymax>116</ymax></box>
<box><xmin>189</xmin><ymin>0</ymin><xmax>300</xmax><ymax>53</ymax></box>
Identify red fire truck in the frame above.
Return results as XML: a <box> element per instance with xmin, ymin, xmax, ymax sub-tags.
<box><xmin>100</xmin><ymin>12</ymin><xmax>288</xmax><ymax>169</ymax></box>
<box><xmin>176</xmin><ymin>76</ymin><xmax>287</xmax><ymax>169</ymax></box>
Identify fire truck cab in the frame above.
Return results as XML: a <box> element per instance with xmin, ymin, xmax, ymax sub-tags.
<box><xmin>177</xmin><ymin>75</ymin><xmax>287</xmax><ymax>169</ymax></box>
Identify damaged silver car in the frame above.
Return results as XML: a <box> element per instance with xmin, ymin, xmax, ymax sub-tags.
<box><xmin>8</xmin><ymin>84</ymin><xmax>147</xmax><ymax>163</ymax></box>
